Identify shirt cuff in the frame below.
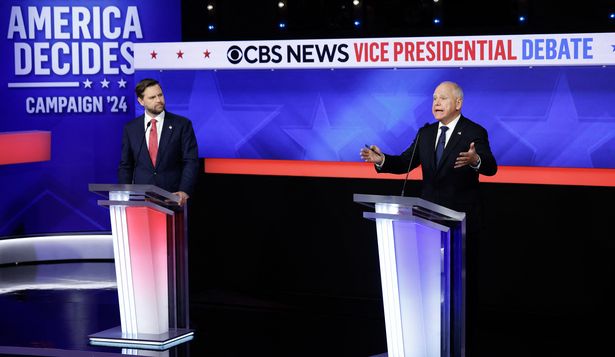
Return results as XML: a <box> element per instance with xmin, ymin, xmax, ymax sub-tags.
<box><xmin>470</xmin><ymin>155</ymin><xmax>481</xmax><ymax>170</ymax></box>
<box><xmin>375</xmin><ymin>155</ymin><xmax>385</xmax><ymax>169</ymax></box>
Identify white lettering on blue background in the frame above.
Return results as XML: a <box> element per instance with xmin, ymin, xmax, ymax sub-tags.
<box><xmin>7</xmin><ymin>6</ymin><xmax>141</xmax><ymax>76</ymax></box>
<box><xmin>26</xmin><ymin>96</ymin><xmax>104</xmax><ymax>113</ymax></box>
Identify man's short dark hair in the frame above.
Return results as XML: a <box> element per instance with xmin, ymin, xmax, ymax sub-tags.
<box><xmin>135</xmin><ymin>78</ymin><xmax>160</xmax><ymax>99</ymax></box>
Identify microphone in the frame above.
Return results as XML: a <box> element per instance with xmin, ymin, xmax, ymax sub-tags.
<box><xmin>400</xmin><ymin>122</ymin><xmax>430</xmax><ymax>197</ymax></box>
<box><xmin>132</xmin><ymin>121</ymin><xmax>151</xmax><ymax>185</ymax></box>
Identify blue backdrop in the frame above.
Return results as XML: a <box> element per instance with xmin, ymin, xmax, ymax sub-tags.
<box><xmin>140</xmin><ymin>66</ymin><xmax>615</xmax><ymax>167</ymax></box>
<box><xmin>0</xmin><ymin>0</ymin><xmax>181</xmax><ymax>236</ymax></box>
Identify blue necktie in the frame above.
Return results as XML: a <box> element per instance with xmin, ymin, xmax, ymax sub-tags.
<box><xmin>435</xmin><ymin>126</ymin><xmax>449</xmax><ymax>165</ymax></box>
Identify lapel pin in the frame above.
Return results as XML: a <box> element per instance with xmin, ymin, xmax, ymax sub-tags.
<box><xmin>169</xmin><ymin>126</ymin><xmax>173</xmax><ymax>130</ymax></box>
<box><xmin>457</xmin><ymin>131</ymin><xmax>461</xmax><ymax>135</ymax></box>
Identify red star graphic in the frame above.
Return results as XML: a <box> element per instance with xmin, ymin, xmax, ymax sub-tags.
<box><xmin>150</xmin><ymin>50</ymin><xmax>157</xmax><ymax>59</ymax></box>
<box><xmin>203</xmin><ymin>49</ymin><xmax>211</xmax><ymax>58</ymax></box>
<box><xmin>176</xmin><ymin>50</ymin><xmax>184</xmax><ymax>59</ymax></box>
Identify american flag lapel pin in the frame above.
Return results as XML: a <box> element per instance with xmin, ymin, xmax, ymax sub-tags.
<box><xmin>169</xmin><ymin>126</ymin><xmax>173</xmax><ymax>130</ymax></box>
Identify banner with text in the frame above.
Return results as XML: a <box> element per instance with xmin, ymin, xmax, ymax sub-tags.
<box><xmin>134</xmin><ymin>33</ymin><xmax>615</xmax><ymax>70</ymax></box>
<box><xmin>0</xmin><ymin>0</ymin><xmax>181</xmax><ymax>236</ymax></box>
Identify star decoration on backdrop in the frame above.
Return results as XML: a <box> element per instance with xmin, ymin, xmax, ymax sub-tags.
<box><xmin>150</xmin><ymin>50</ymin><xmax>157</xmax><ymax>59</ymax></box>
<box><xmin>369</xmin><ymin>91</ymin><xmax>429</xmax><ymax>153</ymax></box>
<box><xmin>82</xmin><ymin>79</ymin><xmax>92</xmax><ymax>88</ymax></box>
<box><xmin>117</xmin><ymin>78</ymin><xmax>127</xmax><ymax>88</ymax></box>
<box><xmin>497</xmin><ymin>73</ymin><xmax>615</xmax><ymax>167</ymax></box>
<box><xmin>283</xmin><ymin>95</ymin><xmax>361</xmax><ymax>160</ymax></box>
<box><xmin>371</xmin><ymin>88</ymin><xmax>426</xmax><ymax>129</ymax></box>
<box><xmin>203</xmin><ymin>49</ymin><xmax>211</xmax><ymax>58</ymax></box>
<box><xmin>181</xmin><ymin>73</ymin><xmax>283</xmax><ymax>158</ymax></box>
<box><xmin>0</xmin><ymin>189</ymin><xmax>107</xmax><ymax>237</ymax></box>
<box><xmin>176</xmin><ymin>50</ymin><xmax>184</xmax><ymax>59</ymax></box>
<box><xmin>100</xmin><ymin>78</ymin><xmax>110</xmax><ymax>88</ymax></box>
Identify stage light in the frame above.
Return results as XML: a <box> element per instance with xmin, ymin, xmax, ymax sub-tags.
<box><xmin>519</xmin><ymin>16</ymin><xmax>526</xmax><ymax>23</ymax></box>
<box><xmin>433</xmin><ymin>18</ymin><xmax>441</xmax><ymax>24</ymax></box>
<box><xmin>278</xmin><ymin>1</ymin><xmax>285</xmax><ymax>8</ymax></box>
<box><xmin>433</xmin><ymin>0</ymin><xmax>439</xmax><ymax>2</ymax></box>
<box><xmin>354</xmin><ymin>20</ymin><xmax>361</xmax><ymax>27</ymax></box>
<box><xmin>208</xmin><ymin>24</ymin><xmax>215</xmax><ymax>31</ymax></box>
<box><xmin>207</xmin><ymin>4</ymin><xmax>214</xmax><ymax>11</ymax></box>
<box><xmin>610</xmin><ymin>13</ymin><xmax>615</xmax><ymax>19</ymax></box>
<box><xmin>278</xmin><ymin>22</ymin><xmax>286</xmax><ymax>29</ymax></box>
<box><xmin>353</xmin><ymin>0</ymin><xmax>360</xmax><ymax>6</ymax></box>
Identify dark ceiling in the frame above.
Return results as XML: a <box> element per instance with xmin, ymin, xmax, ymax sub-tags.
<box><xmin>182</xmin><ymin>0</ymin><xmax>615</xmax><ymax>41</ymax></box>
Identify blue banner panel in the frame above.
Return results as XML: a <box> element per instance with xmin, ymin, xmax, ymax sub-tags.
<box><xmin>0</xmin><ymin>1</ymin><xmax>181</xmax><ymax>236</ymax></box>
<box><xmin>137</xmin><ymin>66</ymin><xmax>615</xmax><ymax>168</ymax></box>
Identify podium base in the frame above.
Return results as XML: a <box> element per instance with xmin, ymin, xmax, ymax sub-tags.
<box><xmin>89</xmin><ymin>326</ymin><xmax>194</xmax><ymax>350</ymax></box>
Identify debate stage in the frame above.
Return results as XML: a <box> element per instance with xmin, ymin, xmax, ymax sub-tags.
<box><xmin>0</xmin><ymin>257</ymin><xmax>387</xmax><ymax>356</ymax></box>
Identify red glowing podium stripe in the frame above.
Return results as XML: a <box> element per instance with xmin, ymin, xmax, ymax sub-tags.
<box><xmin>0</xmin><ymin>131</ymin><xmax>51</xmax><ymax>165</ymax></box>
<box><xmin>205</xmin><ymin>158</ymin><xmax>421</xmax><ymax>180</ymax></box>
<box><xmin>125</xmin><ymin>206</ymin><xmax>169</xmax><ymax>333</ymax></box>
<box><xmin>203</xmin><ymin>158</ymin><xmax>615</xmax><ymax>187</ymax></box>
<box><xmin>478</xmin><ymin>166</ymin><xmax>615</xmax><ymax>187</ymax></box>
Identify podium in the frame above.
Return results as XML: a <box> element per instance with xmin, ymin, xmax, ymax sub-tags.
<box><xmin>354</xmin><ymin>194</ymin><xmax>466</xmax><ymax>357</ymax></box>
<box><xmin>87</xmin><ymin>184</ymin><xmax>194</xmax><ymax>350</ymax></box>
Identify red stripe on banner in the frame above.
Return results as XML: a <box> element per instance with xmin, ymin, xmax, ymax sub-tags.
<box><xmin>204</xmin><ymin>158</ymin><xmax>615</xmax><ymax>187</ymax></box>
<box><xmin>0</xmin><ymin>131</ymin><xmax>51</xmax><ymax>165</ymax></box>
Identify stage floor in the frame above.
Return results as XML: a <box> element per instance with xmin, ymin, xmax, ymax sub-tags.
<box><xmin>1</xmin><ymin>260</ymin><xmax>596</xmax><ymax>356</ymax></box>
<box><xmin>0</xmin><ymin>261</ymin><xmax>387</xmax><ymax>356</ymax></box>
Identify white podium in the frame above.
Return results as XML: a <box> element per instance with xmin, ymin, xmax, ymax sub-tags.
<box><xmin>88</xmin><ymin>184</ymin><xmax>194</xmax><ymax>350</ymax></box>
<box><xmin>354</xmin><ymin>194</ymin><xmax>466</xmax><ymax>357</ymax></box>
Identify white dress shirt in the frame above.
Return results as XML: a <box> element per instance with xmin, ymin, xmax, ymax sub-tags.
<box><xmin>144</xmin><ymin>111</ymin><xmax>165</xmax><ymax>147</ymax></box>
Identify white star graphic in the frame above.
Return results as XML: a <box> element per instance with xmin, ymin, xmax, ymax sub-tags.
<box><xmin>82</xmin><ymin>79</ymin><xmax>92</xmax><ymax>88</ymax></box>
<box><xmin>117</xmin><ymin>78</ymin><xmax>127</xmax><ymax>88</ymax></box>
<box><xmin>100</xmin><ymin>78</ymin><xmax>110</xmax><ymax>88</ymax></box>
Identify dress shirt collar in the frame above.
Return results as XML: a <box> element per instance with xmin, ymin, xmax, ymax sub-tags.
<box><xmin>144</xmin><ymin>111</ymin><xmax>165</xmax><ymax>129</ymax></box>
<box><xmin>438</xmin><ymin>114</ymin><xmax>461</xmax><ymax>132</ymax></box>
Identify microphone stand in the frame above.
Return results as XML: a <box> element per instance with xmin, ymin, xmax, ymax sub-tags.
<box><xmin>132</xmin><ymin>121</ymin><xmax>151</xmax><ymax>185</ymax></box>
<box><xmin>400</xmin><ymin>123</ymin><xmax>429</xmax><ymax>196</ymax></box>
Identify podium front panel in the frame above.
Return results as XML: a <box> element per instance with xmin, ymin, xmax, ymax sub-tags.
<box><xmin>373</xmin><ymin>214</ymin><xmax>451</xmax><ymax>357</ymax></box>
<box><xmin>125</xmin><ymin>206</ymin><xmax>169</xmax><ymax>334</ymax></box>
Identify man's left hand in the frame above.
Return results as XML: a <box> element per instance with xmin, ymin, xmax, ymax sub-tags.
<box><xmin>455</xmin><ymin>142</ymin><xmax>480</xmax><ymax>168</ymax></box>
<box><xmin>174</xmin><ymin>191</ymin><xmax>190</xmax><ymax>206</ymax></box>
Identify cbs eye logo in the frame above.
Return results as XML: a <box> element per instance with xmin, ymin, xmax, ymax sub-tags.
<box><xmin>226</xmin><ymin>46</ymin><xmax>243</xmax><ymax>64</ymax></box>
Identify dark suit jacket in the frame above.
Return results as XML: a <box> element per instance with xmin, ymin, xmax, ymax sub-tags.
<box><xmin>378</xmin><ymin>115</ymin><xmax>497</xmax><ymax>217</ymax></box>
<box><xmin>118</xmin><ymin>111</ymin><xmax>199</xmax><ymax>195</ymax></box>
